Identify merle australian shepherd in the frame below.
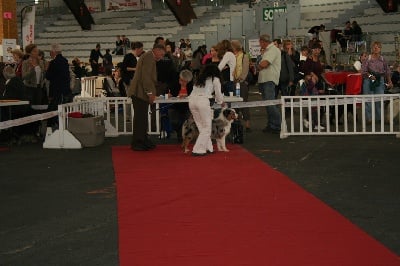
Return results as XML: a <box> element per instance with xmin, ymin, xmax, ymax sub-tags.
<box><xmin>181</xmin><ymin>108</ymin><xmax>238</xmax><ymax>153</ymax></box>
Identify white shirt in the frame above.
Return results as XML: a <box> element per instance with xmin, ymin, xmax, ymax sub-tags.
<box><xmin>34</xmin><ymin>65</ymin><xmax>42</xmax><ymax>85</ymax></box>
<box><xmin>258</xmin><ymin>43</ymin><xmax>281</xmax><ymax>85</ymax></box>
<box><xmin>189</xmin><ymin>77</ymin><xmax>224</xmax><ymax>104</ymax></box>
<box><xmin>300</xmin><ymin>54</ymin><xmax>308</xmax><ymax>61</ymax></box>
<box><xmin>218</xmin><ymin>51</ymin><xmax>236</xmax><ymax>82</ymax></box>
<box><xmin>353</xmin><ymin>60</ymin><xmax>362</xmax><ymax>72</ymax></box>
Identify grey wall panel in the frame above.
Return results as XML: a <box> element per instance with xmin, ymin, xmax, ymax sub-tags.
<box><xmin>191</xmin><ymin>39</ymin><xmax>205</xmax><ymax>49</ymax></box>
<box><xmin>259</xmin><ymin>21</ymin><xmax>273</xmax><ymax>37</ymax></box>
<box><xmin>231</xmin><ymin>15</ymin><xmax>243</xmax><ymax>40</ymax></box>
<box><xmin>205</xmin><ymin>31</ymin><xmax>218</xmax><ymax>49</ymax></box>
<box><xmin>217</xmin><ymin>24</ymin><xmax>230</xmax><ymax>41</ymax></box>
<box><xmin>274</xmin><ymin>12</ymin><xmax>287</xmax><ymax>38</ymax></box>
<box><xmin>243</xmin><ymin>8</ymin><xmax>256</xmax><ymax>37</ymax></box>
<box><xmin>287</xmin><ymin>4</ymin><xmax>301</xmax><ymax>32</ymax></box>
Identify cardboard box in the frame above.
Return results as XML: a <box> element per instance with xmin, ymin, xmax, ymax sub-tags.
<box><xmin>68</xmin><ymin>116</ymin><xmax>105</xmax><ymax>147</ymax></box>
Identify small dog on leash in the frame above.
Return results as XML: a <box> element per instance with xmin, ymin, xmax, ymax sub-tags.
<box><xmin>182</xmin><ymin>108</ymin><xmax>238</xmax><ymax>153</ymax></box>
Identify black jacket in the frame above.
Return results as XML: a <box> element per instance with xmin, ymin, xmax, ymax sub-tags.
<box><xmin>46</xmin><ymin>54</ymin><xmax>71</xmax><ymax>97</ymax></box>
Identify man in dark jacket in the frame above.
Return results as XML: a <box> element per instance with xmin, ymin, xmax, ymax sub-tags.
<box><xmin>121</xmin><ymin>42</ymin><xmax>143</xmax><ymax>87</ymax></box>
<box><xmin>89</xmin><ymin>43</ymin><xmax>103</xmax><ymax>76</ymax></box>
<box><xmin>46</xmin><ymin>43</ymin><xmax>71</xmax><ymax>110</ymax></box>
<box><xmin>273</xmin><ymin>40</ymin><xmax>294</xmax><ymax>98</ymax></box>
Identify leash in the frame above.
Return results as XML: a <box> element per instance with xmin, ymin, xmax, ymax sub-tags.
<box><xmin>149</xmin><ymin>100</ymin><xmax>229</xmax><ymax>115</ymax></box>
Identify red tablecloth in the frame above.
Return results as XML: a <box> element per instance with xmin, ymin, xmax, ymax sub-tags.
<box><xmin>324</xmin><ymin>71</ymin><xmax>354</xmax><ymax>85</ymax></box>
<box><xmin>346</xmin><ymin>73</ymin><xmax>362</xmax><ymax>95</ymax></box>
<box><xmin>324</xmin><ymin>71</ymin><xmax>362</xmax><ymax>95</ymax></box>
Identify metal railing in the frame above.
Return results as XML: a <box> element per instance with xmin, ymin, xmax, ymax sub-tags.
<box><xmin>30</xmin><ymin>93</ymin><xmax>400</xmax><ymax>149</ymax></box>
<box><xmin>80</xmin><ymin>76</ymin><xmax>101</xmax><ymax>98</ymax></box>
<box><xmin>280</xmin><ymin>94</ymin><xmax>400</xmax><ymax>138</ymax></box>
<box><xmin>43</xmin><ymin>98</ymin><xmax>105</xmax><ymax>149</ymax></box>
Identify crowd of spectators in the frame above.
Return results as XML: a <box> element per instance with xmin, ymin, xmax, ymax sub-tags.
<box><xmin>1</xmin><ymin>43</ymin><xmax>73</xmax><ymax>143</ymax></box>
<box><xmin>1</xmin><ymin>27</ymin><xmax>398</xmax><ymax>145</ymax></box>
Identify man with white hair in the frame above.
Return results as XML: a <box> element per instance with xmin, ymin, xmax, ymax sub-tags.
<box><xmin>46</xmin><ymin>43</ymin><xmax>71</xmax><ymax>111</ymax></box>
<box><xmin>258</xmin><ymin>34</ymin><xmax>282</xmax><ymax>134</ymax></box>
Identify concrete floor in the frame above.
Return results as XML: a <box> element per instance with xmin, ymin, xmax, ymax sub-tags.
<box><xmin>1</xmin><ymin>89</ymin><xmax>399</xmax><ymax>265</ymax></box>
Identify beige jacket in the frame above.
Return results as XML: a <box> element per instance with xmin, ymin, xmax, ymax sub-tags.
<box><xmin>21</xmin><ymin>59</ymin><xmax>45</xmax><ymax>88</ymax></box>
<box><xmin>127</xmin><ymin>51</ymin><xmax>157</xmax><ymax>102</ymax></box>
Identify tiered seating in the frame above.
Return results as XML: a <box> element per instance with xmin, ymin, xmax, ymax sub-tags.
<box><xmin>301</xmin><ymin>0</ymin><xmax>355</xmax><ymax>5</ymax></box>
<box><xmin>34</xmin><ymin>8</ymin><xmax>183</xmax><ymax>62</ymax></box>
<box><xmin>32</xmin><ymin>3</ymin><xmax>248</xmax><ymax>63</ymax></box>
<box><xmin>300</xmin><ymin>1</ymin><xmax>358</xmax><ymax>13</ymax></box>
<box><xmin>286</xmin><ymin>0</ymin><xmax>400</xmax><ymax>63</ymax></box>
<box><xmin>30</xmin><ymin>0</ymin><xmax>399</xmax><ymax>65</ymax></box>
<box><xmin>350</xmin><ymin>7</ymin><xmax>400</xmax><ymax>63</ymax></box>
<box><xmin>288</xmin><ymin>0</ymin><xmax>362</xmax><ymax>37</ymax></box>
<box><xmin>174</xmin><ymin>3</ymin><xmax>248</xmax><ymax>49</ymax></box>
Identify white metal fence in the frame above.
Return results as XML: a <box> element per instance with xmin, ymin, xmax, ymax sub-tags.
<box><xmin>279</xmin><ymin>94</ymin><xmax>400</xmax><ymax>138</ymax></box>
<box><xmin>43</xmin><ymin>98</ymin><xmax>106</xmax><ymax>149</ymax></box>
<box><xmin>80</xmin><ymin>76</ymin><xmax>98</xmax><ymax>97</ymax></box>
<box><xmin>3</xmin><ymin>93</ymin><xmax>399</xmax><ymax>149</ymax></box>
<box><xmin>62</xmin><ymin>94</ymin><xmax>400</xmax><ymax>146</ymax></box>
<box><xmin>43</xmin><ymin>97</ymin><xmax>135</xmax><ymax>148</ymax></box>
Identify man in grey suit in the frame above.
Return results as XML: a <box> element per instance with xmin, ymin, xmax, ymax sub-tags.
<box><xmin>127</xmin><ymin>44</ymin><xmax>166</xmax><ymax>151</ymax></box>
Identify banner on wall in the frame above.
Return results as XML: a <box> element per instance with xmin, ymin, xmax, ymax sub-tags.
<box><xmin>22</xmin><ymin>5</ymin><xmax>35</xmax><ymax>49</ymax></box>
<box><xmin>1</xmin><ymin>39</ymin><xmax>17</xmax><ymax>64</ymax></box>
<box><xmin>248</xmin><ymin>39</ymin><xmax>261</xmax><ymax>58</ymax></box>
<box><xmin>85</xmin><ymin>0</ymin><xmax>102</xmax><ymax>12</ymax></box>
<box><xmin>105</xmin><ymin>0</ymin><xmax>152</xmax><ymax>11</ymax></box>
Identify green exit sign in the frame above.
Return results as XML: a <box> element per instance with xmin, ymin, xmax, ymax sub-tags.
<box><xmin>263</xmin><ymin>6</ymin><xmax>287</xmax><ymax>21</ymax></box>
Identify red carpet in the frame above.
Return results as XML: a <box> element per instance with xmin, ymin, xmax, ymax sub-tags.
<box><xmin>113</xmin><ymin>145</ymin><xmax>400</xmax><ymax>266</ymax></box>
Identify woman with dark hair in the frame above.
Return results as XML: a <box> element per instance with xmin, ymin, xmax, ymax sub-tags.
<box><xmin>204</xmin><ymin>45</ymin><xmax>220</xmax><ymax>66</ymax></box>
<box><xmin>188</xmin><ymin>64</ymin><xmax>225</xmax><ymax>156</ymax></box>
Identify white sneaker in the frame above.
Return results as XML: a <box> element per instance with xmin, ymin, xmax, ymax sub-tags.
<box><xmin>314</xmin><ymin>125</ymin><xmax>325</xmax><ymax>130</ymax></box>
<box><xmin>303</xmin><ymin>119</ymin><xmax>309</xmax><ymax>129</ymax></box>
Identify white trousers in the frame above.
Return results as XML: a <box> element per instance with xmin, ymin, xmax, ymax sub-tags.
<box><xmin>189</xmin><ymin>96</ymin><xmax>213</xmax><ymax>154</ymax></box>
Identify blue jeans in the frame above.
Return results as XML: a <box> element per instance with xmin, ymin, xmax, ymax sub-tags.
<box><xmin>259</xmin><ymin>81</ymin><xmax>281</xmax><ymax>130</ymax></box>
<box><xmin>363</xmin><ymin>77</ymin><xmax>385</xmax><ymax>121</ymax></box>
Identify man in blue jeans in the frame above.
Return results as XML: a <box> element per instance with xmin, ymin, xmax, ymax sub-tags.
<box><xmin>257</xmin><ymin>34</ymin><xmax>282</xmax><ymax>133</ymax></box>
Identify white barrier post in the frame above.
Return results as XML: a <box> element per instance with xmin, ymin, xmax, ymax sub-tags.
<box><xmin>43</xmin><ymin>104</ymin><xmax>82</xmax><ymax>149</ymax></box>
<box><xmin>80</xmin><ymin>77</ymin><xmax>98</xmax><ymax>98</ymax></box>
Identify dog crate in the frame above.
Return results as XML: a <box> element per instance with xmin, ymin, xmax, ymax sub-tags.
<box><xmin>68</xmin><ymin>116</ymin><xmax>105</xmax><ymax>147</ymax></box>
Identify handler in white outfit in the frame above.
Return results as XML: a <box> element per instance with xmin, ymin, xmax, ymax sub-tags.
<box><xmin>189</xmin><ymin>64</ymin><xmax>225</xmax><ymax>156</ymax></box>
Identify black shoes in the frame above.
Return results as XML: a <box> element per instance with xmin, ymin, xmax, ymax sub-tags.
<box><xmin>131</xmin><ymin>140</ymin><xmax>156</xmax><ymax>151</ymax></box>
<box><xmin>192</xmin><ymin>152</ymin><xmax>207</xmax><ymax>157</ymax></box>
<box><xmin>132</xmin><ymin>145</ymin><xmax>151</xmax><ymax>151</ymax></box>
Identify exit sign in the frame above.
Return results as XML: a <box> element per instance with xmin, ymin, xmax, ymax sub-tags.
<box><xmin>3</xmin><ymin>12</ymin><xmax>12</xmax><ymax>19</ymax></box>
<box><xmin>263</xmin><ymin>6</ymin><xmax>287</xmax><ymax>21</ymax></box>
